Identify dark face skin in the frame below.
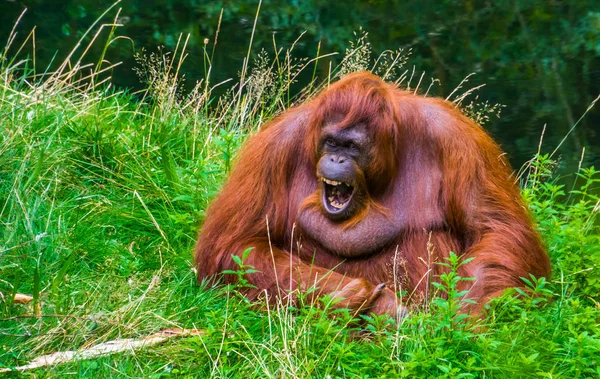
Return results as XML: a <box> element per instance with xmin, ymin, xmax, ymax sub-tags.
<box><xmin>298</xmin><ymin>122</ymin><xmax>401</xmax><ymax>258</ymax></box>
<box><xmin>316</xmin><ymin>124</ymin><xmax>370</xmax><ymax>221</ymax></box>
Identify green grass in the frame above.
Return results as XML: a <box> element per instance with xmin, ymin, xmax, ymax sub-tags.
<box><xmin>1</xmin><ymin>17</ymin><xmax>600</xmax><ymax>378</ymax></box>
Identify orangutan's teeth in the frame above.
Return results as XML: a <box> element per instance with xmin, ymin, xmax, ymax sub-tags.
<box><xmin>323</xmin><ymin>178</ymin><xmax>341</xmax><ymax>186</ymax></box>
<box><xmin>328</xmin><ymin>196</ymin><xmax>335</xmax><ymax>202</ymax></box>
<box><xmin>331</xmin><ymin>201</ymin><xmax>344</xmax><ymax>209</ymax></box>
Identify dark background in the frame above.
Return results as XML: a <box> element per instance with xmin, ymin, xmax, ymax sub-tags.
<box><xmin>1</xmin><ymin>0</ymin><xmax>599</xmax><ymax>171</ymax></box>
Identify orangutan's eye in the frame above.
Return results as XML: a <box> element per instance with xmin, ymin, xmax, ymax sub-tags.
<box><xmin>325</xmin><ymin>138</ymin><xmax>337</xmax><ymax>147</ymax></box>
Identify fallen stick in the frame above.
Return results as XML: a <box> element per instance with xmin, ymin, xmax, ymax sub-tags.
<box><xmin>0</xmin><ymin>328</ymin><xmax>204</xmax><ymax>373</ymax></box>
<box><xmin>0</xmin><ymin>292</ymin><xmax>34</xmax><ymax>304</ymax></box>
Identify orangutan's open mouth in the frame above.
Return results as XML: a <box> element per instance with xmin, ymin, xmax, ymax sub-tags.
<box><xmin>321</xmin><ymin>177</ymin><xmax>355</xmax><ymax>214</ymax></box>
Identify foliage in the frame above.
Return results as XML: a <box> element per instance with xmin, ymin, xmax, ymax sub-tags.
<box><xmin>0</xmin><ymin>0</ymin><xmax>599</xmax><ymax>168</ymax></box>
<box><xmin>0</xmin><ymin>13</ymin><xmax>599</xmax><ymax>379</ymax></box>
<box><xmin>524</xmin><ymin>154</ymin><xmax>600</xmax><ymax>300</ymax></box>
<box><xmin>222</xmin><ymin>248</ymin><xmax>260</xmax><ymax>289</ymax></box>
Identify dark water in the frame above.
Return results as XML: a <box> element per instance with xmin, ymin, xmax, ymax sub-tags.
<box><xmin>1</xmin><ymin>0</ymin><xmax>599</xmax><ymax>172</ymax></box>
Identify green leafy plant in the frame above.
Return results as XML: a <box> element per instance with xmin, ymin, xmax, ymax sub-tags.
<box><xmin>221</xmin><ymin>247</ymin><xmax>260</xmax><ymax>289</ymax></box>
